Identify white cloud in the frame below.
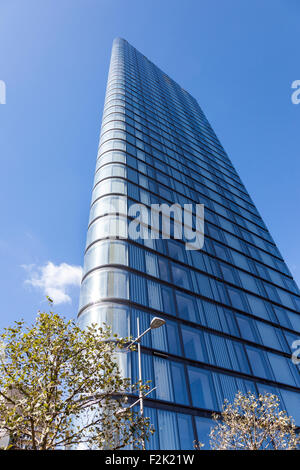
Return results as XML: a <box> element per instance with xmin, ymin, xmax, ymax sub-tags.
<box><xmin>23</xmin><ymin>261</ymin><xmax>83</xmax><ymax>304</ymax></box>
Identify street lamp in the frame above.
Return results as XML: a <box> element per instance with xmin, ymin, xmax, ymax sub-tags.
<box><xmin>127</xmin><ymin>317</ymin><xmax>166</xmax><ymax>349</ymax></box>
<box><xmin>120</xmin><ymin>316</ymin><xmax>166</xmax><ymax>449</ymax></box>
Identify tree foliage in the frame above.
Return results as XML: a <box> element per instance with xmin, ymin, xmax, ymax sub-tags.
<box><xmin>209</xmin><ymin>391</ymin><xmax>299</xmax><ymax>450</ymax></box>
<box><xmin>0</xmin><ymin>301</ymin><xmax>153</xmax><ymax>450</ymax></box>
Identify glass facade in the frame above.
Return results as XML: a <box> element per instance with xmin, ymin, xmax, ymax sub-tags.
<box><xmin>78</xmin><ymin>38</ymin><xmax>300</xmax><ymax>449</ymax></box>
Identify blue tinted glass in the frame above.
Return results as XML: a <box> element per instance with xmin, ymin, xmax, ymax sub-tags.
<box><xmin>246</xmin><ymin>346</ymin><xmax>271</xmax><ymax>380</ymax></box>
<box><xmin>182</xmin><ymin>326</ymin><xmax>206</xmax><ymax>362</ymax></box>
<box><xmin>219</xmin><ymin>307</ymin><xmax>239</xmax><ymax>336</ymax></box>
<box><xmin>166</xmin><ymin>320</ymin><xmax>181</xmax><ymax>355</ymax></box>
<box><xmin>267</xmin><ymin>352</ymin><xmax>298</xmax><ymax>387</ymax></box>
<box><xmin>256</xmin><ymin>321</ymin><xmax>282</xmax><ymax>351</ymax></box>
<box><xmin>176</xmin><ymin>292</ymin><xmax>198</xmax><ymax>322</ymax></box>
<box><xmin>171</xmin><ymin>361</ymin><xmax>189</xmax><ymax>405</ymax></box>
<box><xmin>188</xmin><ymin>366</ymin><xmax>216</xmax><ymax>410</ymax></box>
<box><xmin>196</xmin><ymin>273</ymin><xmax>213</xmax><ymax>298</ymax></box>
<box><xmin>195</xmin><ymin>416</ymin><xmax>215</xmax><ymax>450</ymax></box>
<box><xmin>236</xmin><ymin>314</ymin><xmax>257</xmax><ymax>342</ymax></box>
<box><xmin>287</xmin><ymin>311</ymin><xmax>300</xmax><ymax>332</ymax></box>
<box><xmin>280</xmin><ymin>389</ymin><xmax>300</xmax><ymax>426</ymax></box>
<box><xmin>171</xmin><ymin>263</ymin><xmax>191</xmax><ymax>289</ymax></box>
<box><xmin>177</xmin><ymin>413</ymin><xmax>195</xmax><ymax>450</ymax></box>
<box><xmin>144</xmin><ymin>407</ymin><xmax>159</xmax><ymax>450</ymax></box>
<box><xmin>161</xmin><ymin>286</ymin><xmax>175</xmax><ymax>315</ymax></box>
<box><xmin>167</xmin><ymin>240</ymin><xmax>186</xmax><ymax>263</ymax></box>
<box><xmin>220</xmin><ymin>263</ymin><xmax>236</xmax><ymax>284</ymax></box>
<box><xmin>247</xmin><ymin>294</ymin><xmax>269</xmax><ymax>320</ymax></box>
<box><xmin>157</xmin><ymin>409</ymin><xmax>179</xmax><ymax>450</ymax></box>
<box><xmin>233</xmin><ymin>342</ymin><xmax>251</xmax><ymax>374</ymax></box>
<box><xmin>227</xmin><ymin>287</ymin><xmax>245</xmax><ymax>310</ymax></box>
<box><xmin>154</xmin><ymin>357</ymin><xmax>174</xmax><ymax>402</ymax></box>
<box><xmin>81</xmin><ymin>39</ymin><xmax>300</xmax><ymax>449</ymax></box>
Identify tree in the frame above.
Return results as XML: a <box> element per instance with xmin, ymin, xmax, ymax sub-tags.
<box><xmin>209</xmin><ymin>391</ymin><xmax>299</xmax><ymax>450</ymax></box>
<box><xmin>0</xmin><ymin>300</ymin><xmax>153</xmax><ymax>450</ymax></box>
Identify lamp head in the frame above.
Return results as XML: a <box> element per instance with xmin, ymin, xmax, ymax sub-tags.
<box><xmin>150</xmin><ymin>317</ymin><xmax>166</xmax><ymax>330</ymax></box>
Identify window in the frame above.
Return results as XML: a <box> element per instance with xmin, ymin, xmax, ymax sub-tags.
<box><xmin>129</xmin><ymin>244</ymin><xmax>145</xmax><ymax>272</ymax></box>
<box><xmin>214</xmin><ymin>242</ymin><xmax>229</xmax><ymax>261</ymax></box>
<box><xmin>220</xmin><ymin>307</ymin><xmax>239</xmax><ymax>336</ymax></box>
<box><xmin>232</xmin><ymin>252</ymin><xmax>249</xmax><ymax>270</ymax></box>
<box><xmin>108</xmin><ymin>270</ymin><xmax>129</xmax><ymax>298</ymax></box>
<box><xmin>220</xmin><ymin>263</ymin><xmax>236</xmax><ymax>284</ymax></box>
<box><xmin>79</xmin><ymin>268</ymin><xmax>129</xmax><ymax>310</ymax></box>
<box><xmin>97</xmin><ymin>150</ymin><xmax>126</xmax><ymax>168</ymax></box>
<box><xmin>224</xmin><ymin>232</ymin><xmax>242</xmax><ymax>251</ymax></box>
<box><xmin>144</xmin><ymin>407</ymin><xmax>159</xmax><ymax>450</ymax></box>
<box><xmin>147</xmin><ymin>280</ymin><xmax>162</xmax><ymax>311</ymax></box>
<box><xmin>171</xmin><ymin>361</ymin><xmax>189</xmax><ymax>405</ymax></box>
<box><xmin>158</xmin><ymin>257</ymin><xmax>170</xmax><ymax>281</ymax></box>
<box><xmin>248</xmin><ymin>245</ymin><xmax>260</xmax><ymax>261</ymax></box>
<box><xmin>177</xmin><ymin>414</ymin><xmax>195</xmax><ymax>450</ymax></box>
<box><xmin>83</xmin><ymin>240</ymin><xmax>128</xmax><ymax>274</ymax></box>
<box><xmin>130</xmin><ymin>273</ymin><xmax>147</xmax><ymax>305</ymax></box>
<box><xmin>273</xmin><ymin>306</ymin><xmax>291</xmax><ymax>328</ymax></box>
<box><xmin>182</xmin><ymin>326</ymin><xmax>206</xmax><ymax>362</ymax></box>
<box><xmin>154</xmin><ymin>357</ymin><xmax>173</xmax><ymax>402</ymax></box>
<box><xmin>92</xmin><ymin>177</ymin><xmax>127</xmax><ymax>203</ymax></box>
<box><xmin>171</xmin><ymin>263</ymin><xmax>191</xmax><ymax>289</ymax></box>
<box><xmin>95</xmin><ymin>163</ymin><xmax>126</xmax><ymax>183</ymax></box>
<box><xmin>240</xmin><ymin>272</ymin><xmax>260</xmax><ymax>294</ymax></box>
<box><xmin>264</xmin><ymin>284</ymin><xmax>280</xmax><ymax>303</ymax></box>
<box><xmin>292</xmin><ymin>295</ymin><xmax>300</xmax><ymax>312</ymax></box>
<box><xmin>268</xmin><ymin>352</ymin><xmax>299</xmax><ymax>387</ymax></box>
<box><xmin>145</xmin><ymin>251</ymin><xmax>159</xmax><ymax>277</ymax></box>
<box><xmin>255</xmin><ymin>263</ymin><xmax>268</xmax><ymax>279</ymax></box>
<box><xmin>227</xmin><ymin>287</ymin><xmax>245</xmax><ymax>311</ymax></box>
<box><xmin>216</xmin><ymin>372</ymin><xmax>239</xmax><ymax>405</ymax></box>
<box><xmin>216</xmin><ymin>281</ymin><xmax>230</xmax><ymax>305</ymax></box>
<box><xmin>207</xmin><ymin>333</ymin><xmax>228</xmax><ymax>366</ymax></box>
<box><xmin>287</xmin><ymin>311</ymin><xmax>300</xmax><ymax>333</ymax></box>
<box><xmin>232</xmin><ymin>341</ymin><xmax>251</xmax><ymax>374</ymax></box>
<box><xmin>200</xmin><ymin>300</ymin><xmax>219</xmax><ymax>329</ymax></box>
<box><xmin>256</xmin><ymin>321</ymin><xmax>282</xmax><ymax>351</ymax></box>
<box><xmin>278</xmin><ymin>289</ymin><xmax>295</xmax><ymax>310</ymax></box>
<box><xmin>83</xmin><ymin>242</ymin><xmax>107</xmax><ymax>274</ymax></box>
<box><xmin>190</xmin><ymin>249</ymin><xmax>206</xmax><ymax>271</ymax></box>
<box><xmin>176</xmin><ymin>292</ymin><xmax>198</xmax><ymax>322</ymax></box>
<box><xmin>284</xmin><ymin>331</ymin><xmax>299</xmax><ymax>353</ymax></box>
<box><xmin>247</xmin><ymin>294</ymin><xmax>269</xmax><ymax>320</ymax></box>
<box><xmin>188</xmin><ymin>366</ymin><xmax>216</xmax><ymax>410</ymax></box>
<box><xmin>86</xmin><ymin>215</ymin><xmax>127</xmax><ymax>247</ymax></box>
<box><xmin>195</xmin><ymin>273</ymin><xmax>213</xmax><ymax>298</ymax></box>
<box><xmin>161</xmin><ymin>286</ymin><xmax>175</xmax><ymax>315</ymax></box>
<box><xmin>167</xmin><ymin>240</ymin><xmax>186</xmax><ymax>262</ymax></box>
<box><xmin>280</xmin><ymin>389</ymin><xmax>300</xmax><ymax>426</ymax></box>
<box><xmin>208</xmin><ymin>225</ymin><xmax>223</xmax><ymax>242</ymax></box>
<box><xmin>159</xmin><ymin>186</ymin><xmax>172</xmax><ymax>201</ymax></box>
<box><xmin>256</xmin><ymin>383</ymin><xmax>281</xmax><ymax>399</ymax></box>
<box><xmin>246</xmin><ymin>346</ymin><xmax>271</xmax><ymax>380</ymax></box>
<box><xmin>78</xmin><ymin>303</ymin><xmax>129</xmax><ymax>339</ymax></box>
<box><xmin>166</xmin><ymin>321</ymin><xmax>181</xmax><ymax>355</ymax></box>
<box><xmin>195</xmin><ymin>416</ymin><xmax>214</xmax><ymax>450</ymax></box>
<box><xmin>236</xmin><ymin>314</ymin><xmax>258</xmax><ymax>342</ymax></box>
<box><xmin>157</xmin><ymin>409</ymin><xmax>179</xmax><ymax>449</ymax></box>
<box><xmin>89</xmin><ymin>194</ymin><xmax>127</xmax><ymax>222</ymax></box>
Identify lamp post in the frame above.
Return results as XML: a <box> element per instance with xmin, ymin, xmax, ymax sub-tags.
<box><xmin>118</xmin><ymin>316</ymin><xmax>166</xmax><ymax>449</ymax></box>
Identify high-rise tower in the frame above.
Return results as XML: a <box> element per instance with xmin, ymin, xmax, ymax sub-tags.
<box><xmin>78</xmin><ymin>38</ymin><xmax>300</xmax><ymax>449</ymax></box>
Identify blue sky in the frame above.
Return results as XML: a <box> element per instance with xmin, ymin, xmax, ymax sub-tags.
<box><xmin>0</xmin><ymin>0</ymin><xmax>299</xmax><ymax>329</ymax></box>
